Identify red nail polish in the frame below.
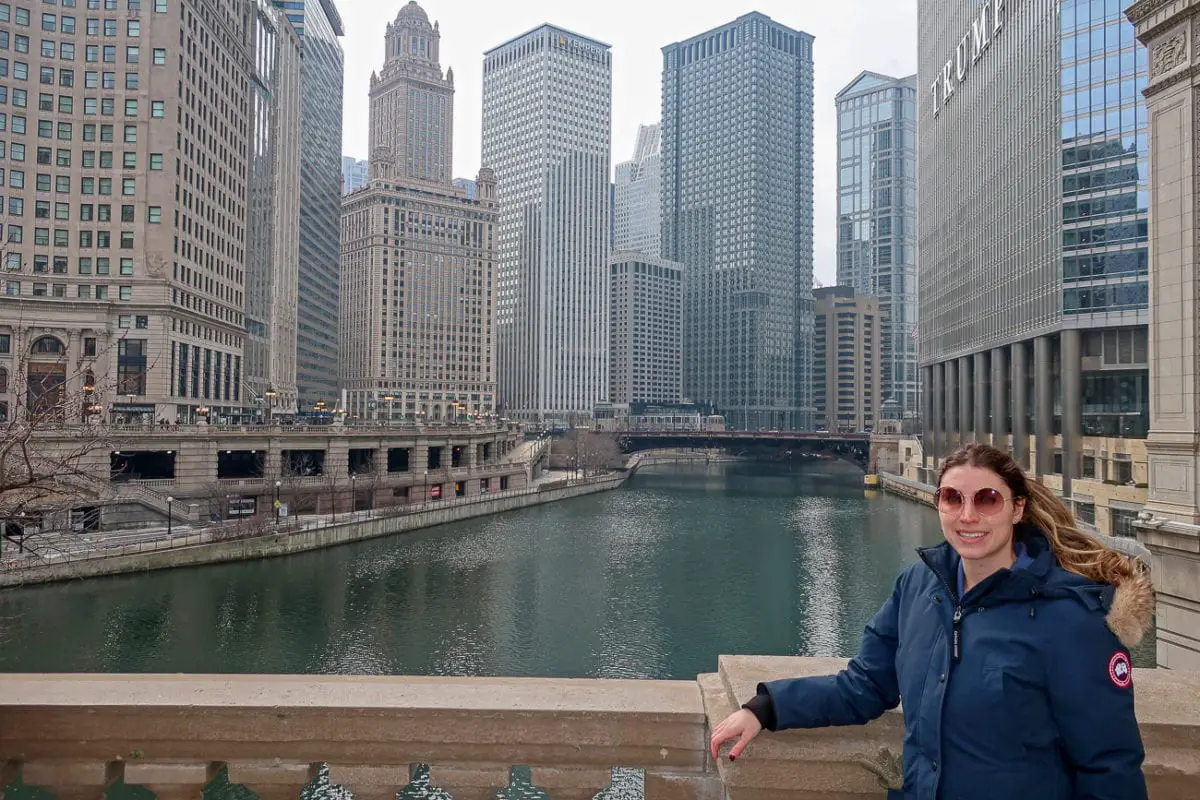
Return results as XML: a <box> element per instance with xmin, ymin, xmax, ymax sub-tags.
<box><xmin>729</xmin><ymin>754</ymin><xmax>736</xmax><ymax>762</ymax></box>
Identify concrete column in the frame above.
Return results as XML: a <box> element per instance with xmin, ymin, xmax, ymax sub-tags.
<box><xmin>931</xmin><ymin>363</ymin><xmax>944</xmax><ymax>466</ymax></box>
<box><xmin>1011</xmin><ymin>341</ymin><xmax>1029</xmax><ymax>471</ymax></box>
<box><xmin>946</xmin><ymin>359</ymin><xmax>958</xmax><ymax>450</ymax></box>
<box><xmin>1034</xmin><ymin>336</ymin><xmax>1054</xmax><ymax>477</ymax></box>
<box><xmin>1061</xmin><ymin>329</ymin><xmax>1082</xmax><ymax>498</ymax></box>
<box><xmin>957</xmin><ymin>355</ymin><xmax>972</xmax><ymax>448</ymax></box>
<box><xmin>991</xmin><ymin>346</ymin><xmax>1008</xmax><ymax>450</ymax></box>
<box><xmin>923</xmin><ymin>364</ymin><xmax>936</xmax><ymax>467</ymax></box>
<box><xmin>1127</xmin><ymin>0</ymin><xmax>1200</xmax><ymax>669</ymax></box>
<box><xmin>973</xmin><ymin>351</ymin><xmax>988</xmax><ymax>444</ymax></box>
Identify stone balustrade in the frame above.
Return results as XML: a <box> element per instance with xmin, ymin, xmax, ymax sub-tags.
<box><xmin>0</xmin><ymin>657</ymin><xmax>1196</xmax><ymax>799</ymax></box>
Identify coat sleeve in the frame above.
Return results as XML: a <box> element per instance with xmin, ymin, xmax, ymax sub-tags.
<box><xmin>757</xmin><ymin>574</ymin><xmax>902</xmax><ymax>731</ymax></box>
<box><xmin>1043</xmin><ymin>612</ymin><xmax>1147</xmax><ymax>799</ymax></box>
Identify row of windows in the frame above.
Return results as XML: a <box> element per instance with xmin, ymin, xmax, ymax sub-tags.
<box><xmin>4</xmin><ymin>220</ymin><xmax>160</xmax><ymax>247</ymax></box>
<box><xmin>5</xmin><ymin>252</ymin><xmax>134</xmax><ymax>273</ymax></box>
<box><xmin>3</xmin><ymin>280</ymin><xmax>134</xmax><ymax>299</ymax></box>
<box><xmin>0</xmin><ymin>1</ymin><xmax>166</xmax><ymax>19</ymax></box>
<box><xmin>0</xmin><ymin>145</ymin><xmax>164</xmax><ymax>169</ymax></box>
<box><xmin>1062</xmin><ymin>220</ymin><xmax>1148</xmax><ymax>250</ymax></box>
<box><xmin>1063</xmin><ymin>248</ymin><xmax>1148</xmax><ymax>281</ymax></box>
<box><xmin>1062</xmin><ymin>191</ymin><xmax>1143</xmax><ymax>222</ymax></box>
<box><xmin>1063</xmin><ymin>282</ymin><xmax>1148</xmax><ymax>313</ymax></box>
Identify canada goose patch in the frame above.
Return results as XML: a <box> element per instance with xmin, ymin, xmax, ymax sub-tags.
<box><xmin>1108</xmin><ymin>651</ymin><xmax>1132</xmax><ymax>689</ymax></box>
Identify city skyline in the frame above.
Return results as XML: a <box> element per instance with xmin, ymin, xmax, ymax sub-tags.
<box><xmin>337</xmin><ymin>1</ymin><xmax>917</xmax><ymax>286</ymax></box>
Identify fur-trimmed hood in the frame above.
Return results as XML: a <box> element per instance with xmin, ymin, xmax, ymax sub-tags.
<box><xmin>1015</xmin><ymin>523</ymin><xmax>1156</xmax><ymax>650</ymax></box>
<box><xmin>1105</xmin><ymin>565</ymin><xmax>1156</xmax><ymax>650</ymax></box>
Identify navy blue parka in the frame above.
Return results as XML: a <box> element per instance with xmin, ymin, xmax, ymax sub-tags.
<box><xmin>748</xmin><ymin>527</ymin><xmax>1152</xmax><ymax>800</ymax></box>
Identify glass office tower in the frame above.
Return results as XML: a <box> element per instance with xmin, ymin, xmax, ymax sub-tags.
<box><xmin>662</xmin><ymin>13</ymin><xmax>816</xmax><ymax>431</ymax></box>
<box><xmin>835</xmin><ymin>72</ymin><xmax>919</xmax><ymax>425</ymax></box>
<box><xmin>919</xmin><ymin>0</ymin><xmax>1149</xmax><ymax>537</ymax></box>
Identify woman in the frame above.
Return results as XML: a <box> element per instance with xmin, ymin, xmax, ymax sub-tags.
<box><xmin>710</xmin><ymin>443</ymin><xmax>1154</xmax><ymax>799</ymax></box>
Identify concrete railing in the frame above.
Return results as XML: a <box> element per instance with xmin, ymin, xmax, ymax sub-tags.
<box><xmin>0</xmin><ymin>657</ymin><xmax>1196</xmax><ymax>798</ymax></box>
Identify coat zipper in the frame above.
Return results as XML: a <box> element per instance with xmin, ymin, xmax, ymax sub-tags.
<box><xmin>921</xmin><ymin>549</ymin><xmax>965</xmax><ymax>664</ymax></box>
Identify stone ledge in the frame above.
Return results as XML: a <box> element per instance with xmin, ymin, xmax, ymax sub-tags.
<box><xmin>712</xmin><ymin>656</ymin><xmax>1200</xmax><ymax>798</ymax></box>
<box><xmin>0</xmin><ymin>662</ymin><xmax>1196</xmax><ymax>798</ymax></box>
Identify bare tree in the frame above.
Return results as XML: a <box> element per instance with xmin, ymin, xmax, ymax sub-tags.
<box><xmin>559</xmin><ymin>430</ymin><xmax>619</xmax><ymax>478</ymax></box>
<box><xmin>0</xmin><ymin>337</ymin><xmax>118</xmax><ymax>559</ymax></box>
<box><xmin>578</xmin><ymin>432</ymin><xmax>620</xmax><ymax>477</ymax></box>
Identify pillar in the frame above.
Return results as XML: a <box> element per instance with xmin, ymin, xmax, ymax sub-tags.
<box><xmin>991</xmin><ymin>346</ymin><xmax>1008</xmax><ymax>451</ymax></box>
<box><xmin>974</xmin><ymin>351</ymin><xmax>988</xmax><ymax>444</ymax></box>
<box><xmin>1011</xmin><ymin>341</ymin><xmax>1029</xmax><ymax>471</ymax></box>
<box><xmin>1127</xmin><ymin>0</ymin><xmax>1200</xmax><ymax>669</ymax></box>
<box><xmin>957</xmin><ymin>355</ymin><xmax>972</xmax><ymax>448</ymax></box>
<box><xmin>1061</xmin><ymin>329</ymin><xmax>1082</xmax><ymax>498</ymax></box>
<box><xmin>1034</xmin><ymin>335</ymin><xmax>1053</xmax><ymax>477</ymax></box>
<box><xmin>923</xmin><ymin>364</ymin><xmax>936</xmax><ymax>468</ymax></box>
<box><xmin>946</xmin><ymin>359</ymin><xmax>958</xmax><ymax>451</ymax></box>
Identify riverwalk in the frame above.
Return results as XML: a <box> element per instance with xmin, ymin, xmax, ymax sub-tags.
<box><xmin>0</xmin><ymin>449</ymin><xmax>733</xmax><ymax>589</ymax></box>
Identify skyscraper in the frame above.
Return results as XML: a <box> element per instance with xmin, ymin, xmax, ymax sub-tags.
<box><xmin>662</xmin><ymin>14</ymin><xmax>816</xmax><ymax>431</ymax></box>
<box><xmin>0</xmin><ymin>0</ymin><xmax>286</xmax><ymax>426</ymax></box>
<box><xmin>919</xmin><ymin>0</ymin><xmax>1149</xmax><ymax>535</ymax></box>
<box><xmin>341</xmin><ymin>157</ymin><xmax>368</xmax><ymax>194</ymax></box>
<box><xmin>340</xmin><ymin>2</ymin><xmax>498</xmax><ymax>423</ymax></box>
<box><xmin>271</xmin><ymin>0</ymin><xmax>345</xmax><ymax>413</ymax></box>
<box><xmin>813</xmin><ymin>287</ymin><xmax>882</xmax><ymax>433</ymax></box>
<box><xmin>246</xmin><ymin>1</ymin><xmax>304</xmax><ymax>418</ymax></box>
<box><xmin>835</xmin><ymin>72</ymin><xmax>919</xmax><ymax>425</ymax></box>
<box><xmin>483</xmin><ymin>26</ymin><xmax>612</xmax><ymax>422</ymax></box>
<box><xmin>614</xmin><ymin>123</ymin><xmax>662</xmax><ymax>256</ymax></box>
<box><xmin>608</xmin><ymin>251</ymin><xmax>684</xmax><ymax>406</ymax></box>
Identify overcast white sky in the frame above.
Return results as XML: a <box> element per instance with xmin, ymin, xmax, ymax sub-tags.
<box><xmin>338</xmin><ymin>1</ymin><xmax>917</xmax><ymax>286</ymax></box>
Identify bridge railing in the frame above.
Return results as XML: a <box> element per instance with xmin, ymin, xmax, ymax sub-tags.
<box><xmin>1</xmin><ymin>657</ymin><xmax>1196</xmax><ymax>799</ymax></box>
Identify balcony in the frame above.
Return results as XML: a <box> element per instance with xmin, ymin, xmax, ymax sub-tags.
<box><xmin>0</xmin><ymin>657</ymin><xmax>1196</xmax><ymax>798</ymax></box>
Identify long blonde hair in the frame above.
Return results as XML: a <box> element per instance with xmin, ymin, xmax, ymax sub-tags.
<box><xmin>938</xmin><ymin>443</ymin><xmax>1144</xmax><ymax>587</ymax></box>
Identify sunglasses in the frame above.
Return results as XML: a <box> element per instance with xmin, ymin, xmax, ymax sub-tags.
<box><xmin>934</xmin><ymin>487</ymin><xmax>1013</xmax><ymax>516</ymax></box>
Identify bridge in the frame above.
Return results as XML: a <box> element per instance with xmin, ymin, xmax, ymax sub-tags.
<box><xmin>615</xmin><ymin>431</ymin><xmax>879</xmax><ymax>471</ymax></box>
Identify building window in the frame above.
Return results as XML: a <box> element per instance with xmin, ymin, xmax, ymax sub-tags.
<box><xmin>116</xmin><ymin>338</ymin><xmax>147</xmax><ymax>395</ymax></box>
<box><xmin>1111</xmin><ymin>508</ymin><xmax>1139</xmax><ymax>539</ymax></box>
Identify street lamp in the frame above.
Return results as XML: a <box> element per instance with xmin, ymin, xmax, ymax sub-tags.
<box><xmin>166</xmin><ymin>496</ymin><xmax>174</xmax><ymax>538</ymax></box>
<box><xmin>423</xmin><ymin>469</ymin><xmax>429</xmax><ymax>504</ymax></box>
<box><xmin>382</xmin><ymin>394</ymin><xmax>395</xmax><ymax>425</ymax></box>
<box><xmin>264</xmin><ymin>389</ymin><xmax>277</xmax><ymax>426</ymax></box>
<box><xmin>273</xmin><ymin>480</ymin><xmax>281</xmax><ymax>525</ymax></box>
<box><xmin>350</xmin><ymin>474</ymin><xmax>357</xmax><ymax>513</ymax></box>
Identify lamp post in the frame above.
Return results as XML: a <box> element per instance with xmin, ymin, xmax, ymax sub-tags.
<box><xmin>166</xmin><ymin>496</ymin><xmax>174</xmax><ymax>538</ymax></box>
<box><xmin>264</xmin><ymin>389</ymin><xmax>277</xmax><ymax>426</ymax></box>
<box><xmin>382</xmin><ymin>394</ymin><xmax>395</xmax><ymax>425</ymax></box>
<box><xmin>350</xmin><ymin>474</ymin><xmax>357</xmax><ymax>514</ymax></box>
<box><xmin>423</xmin><ymin>469</ymin><xmax>429</xmax><ymax>505</ymax></box>
<box><xmin>273</xmin><ymin>480</ymin><xmax>281</xmax><ymax>525</ymax></box>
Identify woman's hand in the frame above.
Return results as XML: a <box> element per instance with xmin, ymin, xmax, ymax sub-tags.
<box><xmin>709</xmin><ymin>708</ymin><xmax>764</xmax><ymax>761</ymax></box>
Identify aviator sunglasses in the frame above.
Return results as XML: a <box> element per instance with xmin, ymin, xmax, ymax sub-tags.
<box><xmin>934</xmin><ymin>487</ymin><xmax>1014</xmax><ymax>516</ymax></box>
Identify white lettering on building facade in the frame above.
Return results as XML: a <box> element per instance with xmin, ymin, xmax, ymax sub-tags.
<box><xmin>931</xmin><ymin>0</ymin><xmax>1007</xmax><ymax>117</ymax></box>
